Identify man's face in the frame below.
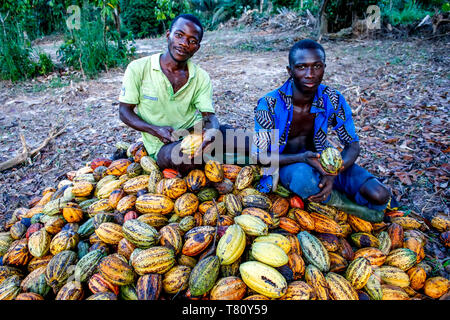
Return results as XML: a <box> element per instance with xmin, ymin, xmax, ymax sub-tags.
<box><xmin>166</xmin><ymin>18</ymin><xmax>202</xmax><ymax>63</ymax></box>
<box><xmin>287</xmin><ymin>48</ymin><xmax>326</xmax><ymax>94</ymax></box>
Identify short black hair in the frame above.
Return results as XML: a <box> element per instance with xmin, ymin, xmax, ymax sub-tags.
<box><xmin>170</xmin><ymin>14</ymin><xmax>204</xmax><ymax>42</ymax></box>
<box><xmin>289</xmin><ymin>39</ymin><xmax>326</xmax><ymax>66</ymax></box>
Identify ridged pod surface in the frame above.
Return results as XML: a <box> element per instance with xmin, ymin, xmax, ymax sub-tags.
<box><xmin>377</xmin><ymin>231</ymin><xmax>392</xmax><ymax>255</ymax></box>
<box><xmin>310</xmin><ymin>212</ymin><xmax>343</xmax><ymax>235</ymax></box>
<box><xmin>28</xmin><ymin>229</ymin><xmax>51</xmax><ymax>258</ymax></box>
<box><xmin>253</xmin><ymin>233</ymin><xmax>291</xmax><ymax>254</ymax></box>
<box><xmin>251</xmin><ymin>242</ymin><xmax>289</xmax><ymax>268</ymax></box>
<box><xmin>287</xmin><ymin>252</ymin><xmax>306</xmax><ymax>280</ymax></box>
<box><xmin>131</xmin><ymin>246</ymin><xmax>176</xmax><ymax>275</ymax></box>
<box><xmin>407</xmin><ymin>266</ymin><xmax>427</xmax><ymax>291</ymax></box>
<box><xmin>204</xmin><ymin>160</ymin><xmax>224</xmax><ymax>183</ymax></box>
<box><xmin>345</xmin><ymin>257</ymin><xmax>372</xmax><ymax>290</ymax></box>
<box><xmin>241</xmin><ymin>195</ymin><xmax>272</xmax><ymax>211</ymax></box>
<box><xmin>94</xmin><ymin>222</ymin><xmax>123</xmax><ymax>245</ymax></box>
<box><xmin>88</xmin><ymin>273</ymin><xmax>119</xmax><ymax>295</ymax></box>
<box><xmin>239</xmin><ymin>261</ymin><xmax>287</xmax><ymax>299</ymax></box>
<box><xmin>122</xmin><ymin>175</ymin><xmax>150</xmax><ymax>195</ymax></box>
<box><xmin>159</xmin><ymin>224</ymin><xmax>183</xmax><ymax>255</ymax></box>
<box><xmin>291</xmin><ymin>208</ymin><xmax>315</xmax><ymax>231</ymax></box>
<box><xmin>122</xmin><ymin>219</ymin><xmax>159</xmax><ymax>249</ymax></box>
<box><xmin>135</xmin><ymin>194</ymin><xmax>174</xmax><ymax>215</ymax></box>
<box><xmin>74</xmin><ymin>249</ymin><xmax>107</xmax><ymax>282</ymax></box>
<box><xmin>210</xmin><ymin>276</ymin><xmax>247</xmax><ymax>300</ymax></box>
<box><xmin>216</xmin><ymin>224</ymin><xmax>246</xmax><ymax>265</ymax></box>
<box><xmin>350</xmin><ymin>232</ymin><xmax>380</xmax><ymax>248</ymax></box>
<box><xmin>15</xmin><ymin>292</ymin><xmax>44</xmax><ymax>300</ymax></box>
<box><xmin>162</xmin><ymin>265</ymin><xmax>191</xmax><ymax>294</ymax></box>
<box><xmin>105</xmin><ymin>159</ymin><xmax>132</xmax><ymax>176</ymax></box>
<box><xmin>224</xmin><ymin>194</ymin><xmax>242</xmax><ymax>217</ymax></box>
<box><xmin>55</xmin><ymin>281</ymin><xmax>84</xmax><ymax>300</ymax></box>
<box><xmin>234</xmin><ymin>166</ymin><xmax>253</xmax><ymax>190</ymax></box>
<box><xmin>241</xmin><ymin>207</ymin><xmax>274</xmax><ymax>227</ymax></box>
<box><xmin>136</xmin><ymin>274</ymin><xmax>162</xmax><ymax>300</ymax></box>
<box><xmin>98</xmin><ymin>253</ymin><xmax>136</xmax><ymax>286</ymax></box>
<box><xmin>279</xmin><ymin>281</ymin><xmax>315</xmax><ymax>300</ymax></box>
<box><xmin>353</xmin><ymin>247</ymin><xmax>386</xmax><ymax>267</ymax></box>
<box><xmin>384</xmin><ymin>248</ymin><xmax>417</xmax><ymax>271</ymax></box>
<box><xmin>116</xmin><ymin>195</ymin><xmax>137</xmax><ymax>213</ymax></box>
<box><xmin>377</xmin><ymin>266</ymin><xmax>410</xmax><ymax>288</ymax></box>
<box><xmin>189</xmin><ymin>255</ymin><xmax>221</xmax><ymax>297</ymax></box>
<box><xmin>20</xmin><ymin>266</ymin><xmax>50</xmax><ymax>297</ymax></box>
<box><xmin>328</xmin><ymin>252</ymin><xmax>348</xmax><ymax>273</ymax></box>
<box><xmin>45</xmin><ymin>250</ymin><xmax>78</xmax><ymax>289</ymax></box>
<box><xmin>364</xmin><ymin>274</ymin><xmax>383</xmax><ymax>300</ymax></box>
<box><xmin>185</xmin><ymin>169</ymin><xmax>207</xmax><ymax>193</ymax></box>
<box><xmin>222</xmin><ymin>164</ymin><xmax>242</xmax><ymax>182</ymax></box>
<box><xmin>381</xmin><ymin>284</ymin><xmax>409</xmax><ymax>300</ymax></box>
<box><xmin>174</xmin><ymin>193</ymin><xmax>199</xmax><ymax>218</ymax></box>
<box><xmin>325</xmin><ymin>272</ymin><xmax>359</xmax><ymax>300</ymax></box>
<box><xmin>182</xmin><ymin>229</ymin><xmax>214</xmax><ymax>257</ymax></box>
<box><xmin>234</xmin><ymin>215</ymin><xmax>268</xmax><ymax>237</ymax></box>
<box><xmin>0</xmin><ymin>275</ymin><xmax>21</xmax><ymax>300</ymax></box>
<box><xmin>137</xmin><ymin>213</ymin><xmax>169</xmax><ymax>229</ymax></box>
<box><xmin>319</xmin><ymin>147</ymin><xmax>343</xmax><ymax>174</ymax></box>
<box><xmin>3</xmin><ymin>239</ymin><xmax>31</xmax><ymax>267</ymax></box>
<box><xmin>347</xmin><ymin>214</ymin><xmax>373</xmax><ymax>233</ymax></box>
<box><xmin>297</xmin><ymin>231</ymin><xmax>330</xmax><ymax>272</ymax></box>
<box><xmin>423</xmin><ymin>277</ymin><xmax>450</xmax><ymax>299</ymax></box>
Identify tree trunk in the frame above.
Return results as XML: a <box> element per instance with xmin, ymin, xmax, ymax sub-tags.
<box><xmin>317</xmin><ymin>0</ymin><xmax>329</xmax><ymax>40</ymax></box>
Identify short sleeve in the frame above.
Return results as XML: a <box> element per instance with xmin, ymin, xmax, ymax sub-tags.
<box><xmin>334</xmin><ymin>92</ymin><xmax>359</xmax><ymax>146</ymax></box>
<box><xmin>192</xmin><ymin>69</ymin><xmax>214</xmax><ymax>113</ymax></box>
<box><xmin>118</xmin><ymin>61</ymin><xmax>141</xmax><ymax>105</ymax></box>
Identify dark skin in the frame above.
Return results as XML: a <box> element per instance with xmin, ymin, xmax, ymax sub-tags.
<box><xmin>256</xmin><ymin>48</ymin><xmax>389</xmax><ymax>205</ymax></box>
<box><xmin>119</xmin><ymin>18</ymin><xmax>220</xmax><ymax>173</ymax></box>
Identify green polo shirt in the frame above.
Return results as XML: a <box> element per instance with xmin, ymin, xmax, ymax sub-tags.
<box><xmin>119</xmin><ymin>53</ymin><xmax>214</xmax><ymax>159</ymax></box>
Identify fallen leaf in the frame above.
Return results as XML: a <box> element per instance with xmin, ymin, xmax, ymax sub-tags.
<box><xmin>394</xmin><ymin>172</ymin><xmax>412</xmax><ymax>186</ymax></box>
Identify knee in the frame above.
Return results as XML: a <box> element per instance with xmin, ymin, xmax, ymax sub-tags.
<box><xmin>280</xmin><ymin>163</ymin><xmax>320</xmax><ymax>197</ymax></box>
<box><xmin>361</xmin><ymin>181</ymin><xmax>390</xmax><ymax>206</ymax></box>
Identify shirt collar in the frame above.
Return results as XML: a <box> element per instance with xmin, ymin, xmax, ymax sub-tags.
<box><xmin>151</xmin><ymin>53</ymin><xmax>196</xmax><ymax>79</ymax></box>
<box><xmin>279</xmin><ymin>79</ymin><xmax>325</xmax><ymax>113</ymax></box>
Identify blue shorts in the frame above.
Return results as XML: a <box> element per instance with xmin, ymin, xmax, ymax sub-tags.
<box><xmin>279</xmin><ymin>162</ymin><xmax>387</xmax><ymax>211</ymax></box>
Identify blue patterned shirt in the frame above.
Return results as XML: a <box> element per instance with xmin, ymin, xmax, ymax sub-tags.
<box><xmin>252</xmin><ymin>78</ymin><xmax>359</xmax><ymax>192</ymax></box>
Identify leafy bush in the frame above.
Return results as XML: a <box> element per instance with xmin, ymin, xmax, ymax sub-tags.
<box><xmin>0</xmin><ymin>14</ymin><xmax>54</xmax><ymax>81</ymax></box>
<box><xmin>191</xmin><ymin>0</ymin><xmax>259</xmax><ymax>29</ymax></box>
<box><xmin>0</xmin><ymin>0</ymin><xmax>84</xmax><ymax>40</ymax></box>
<box><xmin>121</xmin><ymin>0</ymin><xmax>190</xmax><ymax>38</ymax></box>
<box><xmin>379</xmin><ymin>0</ymin><xmax>433</xmax><ymax>26</ymax></box>
<box><xmin>57</xmin><ymin>6</ymin><xmax>136</xmax><ymax>78</ymax></box>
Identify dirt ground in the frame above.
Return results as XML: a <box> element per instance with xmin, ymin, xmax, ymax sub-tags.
<box><xmin>0</xmin><ymin>24</ymin><xmax>449</xmax><ymax>274</ymax></box>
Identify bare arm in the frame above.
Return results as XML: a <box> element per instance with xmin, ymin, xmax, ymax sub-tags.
<box><xmin>119</xmin><ymin>102</ymin><xmax>175</xmax><ymax>144</ymax></box>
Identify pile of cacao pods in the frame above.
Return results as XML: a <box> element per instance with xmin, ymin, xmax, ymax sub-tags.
<box><xmin>0</xmin><ymin>139</ymin><xmax>449</xmax><ymax>301</ymax></box>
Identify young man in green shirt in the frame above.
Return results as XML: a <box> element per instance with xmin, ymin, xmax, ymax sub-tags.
<box><xmin>119</xmin><ymin>14</ymin><xmax>241</xmax><ymax>174</ymax></box>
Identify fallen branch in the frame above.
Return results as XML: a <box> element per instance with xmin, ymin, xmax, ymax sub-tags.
<box><xmin>0</xmin><ymin>125</ymin><xmax>67</xmax><ymax>172</ymax></box>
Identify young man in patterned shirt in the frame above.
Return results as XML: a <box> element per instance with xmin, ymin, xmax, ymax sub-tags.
<box><xmin>252</xmin><ymin>39</ymin><xmax>397</xmax><ymax>222</ymax></box>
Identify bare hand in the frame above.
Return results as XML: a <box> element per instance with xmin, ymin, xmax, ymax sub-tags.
<box><xmin>155</xmin><ymin>126</ymin><xmax>176</xmax><ymax>144</ymax></box>
<box><xmin>190</xmin><ymin>128</ymin><xmax>218</xmax><ymax>159</ymax></box>
<box><xmin>308</xmin><ymin>175</ymin><xmax>336</xmax><ymax>203</ymax></box>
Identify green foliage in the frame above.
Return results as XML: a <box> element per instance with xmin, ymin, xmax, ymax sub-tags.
<box><xmin>191</xmin><ymin>0</ymin><xmax>259</xmax><ymax>29</ymax></box>
<box><xmin>379</xmin><ymin>0</ymin><xmax>433</xmax><ymax>26</ymax></box>
<box><xmin>0</xmin><ymin>14</ymin><xmax>54</xmax><ymax>81</ymax></box>
<box><xmin>0</xmin><ymin>0</ymin><xmax>84</xmax><ymax>40</ymax></box>
<box><xmin>121</xmin><ymin>0</ymin><xmax>190</xmax><ymax>38</ymax></box>
<box><xmin>57</xmin><ymin>6</ymin><xmax>135</xmax><ymax>78</ymax></box>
